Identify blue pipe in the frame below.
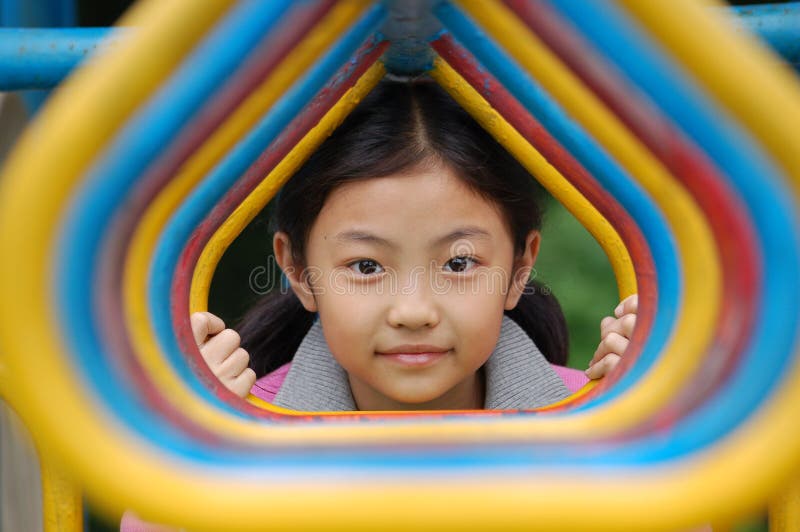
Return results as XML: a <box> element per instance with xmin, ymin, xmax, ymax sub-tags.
<box><xmin>1</xmin><ymin>3</ymin><xmax>799</xmax><ymax>89</ymax></box>
<box><xmin>729</xmin><ymin>2</ymin><xmax>800</xmax><ymax>64</ymax></box>
<box><xmin>0</xmin><ymin>27</ymin><xmax>117</xmax><ymax>89</ymax></box>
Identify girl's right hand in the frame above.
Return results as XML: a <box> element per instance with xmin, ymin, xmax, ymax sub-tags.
<box><xmin>190</xmin><ymin>311</ymin><xmax>256</xmax><ymax>398</ymax></box>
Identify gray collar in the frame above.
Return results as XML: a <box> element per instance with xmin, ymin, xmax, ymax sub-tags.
<box><xmin>272</xmin><ymin>315</ymin><xmax>569</xmax><ymax>411</ymax></box>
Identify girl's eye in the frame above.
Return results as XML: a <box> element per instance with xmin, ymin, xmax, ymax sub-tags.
<box><xmin>348</xmin><ymin>259</ymin><xmax>384</xmax><ymax>276</ymax></box>
<box><xmin>443</xmin><ymin>256</ymin><xmax>477</xmax><ymax>273</ymax></box>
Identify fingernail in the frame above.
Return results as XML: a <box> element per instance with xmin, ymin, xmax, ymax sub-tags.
<box><xmin>614</xmin><ymin>304</ymin><xmax>623</xmax><ymax>316</ymax></box>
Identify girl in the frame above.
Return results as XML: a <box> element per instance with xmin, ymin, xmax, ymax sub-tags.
<box><xmin>192</xmin><ymin>80</ymin><xmax>638</xmax><ymax>411</ymax></box>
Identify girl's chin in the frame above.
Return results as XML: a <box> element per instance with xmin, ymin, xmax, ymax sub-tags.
<box><xmin>381</xmin><ymin>386</ymin><xmax>477</xmax><ymax>410</ymax></box>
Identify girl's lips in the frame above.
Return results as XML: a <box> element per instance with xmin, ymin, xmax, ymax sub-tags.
<box><xmin>376</xmin><ymin>348</ymin><xmax>451</xmax><ymax>367</ymax></box>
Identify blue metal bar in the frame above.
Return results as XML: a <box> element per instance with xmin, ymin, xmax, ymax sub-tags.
<box><xmin>0</xmin><ymin>27</ymin><xmax>115</xmax><ymax>89</ymax></box>
<box><xmin>56</xmin><ymin>0</ymin><xmax>388</xmax><ymax>456</ymax></box>
<box><xmin>550</xmin><ymin>0</ymin><xmax>800</xmax><ymax>459</ymax></box>
<box><xmin>56</xmin><ymin>1</ymin><xmax>296</xmax><ymax>441</ymax></box>
<box><xmin>2</xmin><ymin>3</ymin><xmax>797</xmax><ymax>90</ymax></box>
<box><xmin>729</xmin><ymin>2</ymin><xmax>800</xmax><ymax>65</ymax></box>
<box><xmin>1</xmin><ymin>0</ymin><xmax>77</xmax><ymax>111</ymax></box>
<box><xmin>148</xmin><ymin>4</ymin><xmax>386</xmax><ymax>419</ymax></box>
<box><xmin>434</xmin><ymin>2</ymin><xmax>681</xmax><ymax>413</ymax></box>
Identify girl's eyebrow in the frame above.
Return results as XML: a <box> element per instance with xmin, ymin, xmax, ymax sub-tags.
<box><xmin>333</xmin><ymin>230</ymin><xmax>396</xmax><ymax>248</ymax></box>
<box><xmin>332</xmin><ymin>226</ymin><xmax>491</xmax><ymax>249</ymax></box>
<box><xmin>432</xmin><ymin>226</ymin><xmax>492</xmax><ymax>247</ymax></box>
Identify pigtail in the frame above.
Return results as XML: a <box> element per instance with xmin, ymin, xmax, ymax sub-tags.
<box><xmin>504</xmin><ymin>280</ymin><xmax>569</xmax><ymax>366</ymax></box>
<box><xmin>236</xmin><ymin>291</ymin><xmax>315</xmax><ymax>377</ymax></box>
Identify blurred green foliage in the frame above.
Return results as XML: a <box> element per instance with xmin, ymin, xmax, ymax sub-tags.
<box><xmin>535</xmin><ymin>195</ymin><xmax>620</xmax><ymax>369</ymax></box>
<box><xmin>209</xmin><ymin>203</ymin><xmax>276</xmax><ymax>324</ymax></box>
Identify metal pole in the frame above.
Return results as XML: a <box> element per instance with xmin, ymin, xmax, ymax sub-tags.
<box><xmin>728</xmin><ymin>2</ymin><xmax>800</xmax><ymax>65</ymax></box>
<box><xmin>0</xmin><ymin>27</ymin><xmax>116</xmax><ymax>89</ymax></box>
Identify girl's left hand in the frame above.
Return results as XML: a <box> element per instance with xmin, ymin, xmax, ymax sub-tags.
<box><xmin>586</xmin><ymin>294</ymin><xmax>638</xmax><ymax>380</ymax></box>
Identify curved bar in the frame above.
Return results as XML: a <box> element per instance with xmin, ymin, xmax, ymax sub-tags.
<box><xmin>429</xmin><ymin>45</ymin><xmax>637</xmax><ymax>300</ymax></box>
<box><xmin>54</xmin><ymin>2</ymin><xmax>296</xmax><ymax>444</ymax></box>
<box><xmin>1</xmin><ymin>4</ymin><xmax>796</xmax><ymax>90</ymax></box>
<box><xmin>429</xmin><ymin>57</ymin><xmax>640</xmax><ymax>404</ymax></box>
<box><xmin>56</xmin><ymin>0</ymin><xmax>756</xmax><ymax>444</ymax></box>
<box><xmin>94</xmin><ymin>1</ymin><xmax>339</xmax><ymax>422</ymax></box>
<box><xmin>553</xmin><ymin>0</ymin><xmax>799</xmax><ymax>440</ymax></box>
<box><xmin>51</xmin><ymin>0</ymin><xmax>383</xmax><ymax>448</ymax></box>
<box><xmin>0</xmin><ymin>0</ymin><xmax>238</xmax><ymax>429</ymax></box>
<box><xmin>429</xmin><ymin>35</ymin><xmax>655</xmax><ymax>405</ymax></box>
<box><xmin>510</xmin><ymin>0</ymin><xmax>760</xmax><ymax>426</ymax></box>
<box><xmin>612</xmin><ymin>0</ymin><xmax>800</xmax><ymax>509</ymax></box>
<box><xmin>0</xmin><ymin>0</ymin><xmax>253</xmax><ymax>526</ymax></box>
<box><xmin>451</xmin><ymin>1</ymin><xmax>728</xmax><ymax>424</ymax></box>
<box><xmin>2</xmin><ymin>1</ymin><xmax>800</xmax><ymax>530</ymax></box>
<box><xmin>435</xmin><ymin>2</ymin><xmax>689</xmax><ymax>419</ymax></box>
<box><xmin>183</xmin><ymin>39</ymin><xmax>388</xmax><ymax>325</ymax></box>
<box><xmin>181</xmin><ymin>57</ymin><xmax>386</xmax><ymax>410</ymax></box>
<box><xmin>127</xmin><ymin>3</ymin><xmax>387</xmax><ymax>429</ymax></box>
<box><xmin>619</xmin><ymin>2</ymin><xmax>800</xmax><ymax>195</ymax></box>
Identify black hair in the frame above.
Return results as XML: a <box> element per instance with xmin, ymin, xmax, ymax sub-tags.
<box><xmin>237</xmin><ymin>80</ymin><xmax>569</xmax><ymax>376</ymax></box>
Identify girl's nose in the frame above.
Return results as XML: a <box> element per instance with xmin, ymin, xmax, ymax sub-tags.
<box><xmin>386</xmin><ymin>292</ymin><xmax>440</xmax><ymax>330</ymax></box>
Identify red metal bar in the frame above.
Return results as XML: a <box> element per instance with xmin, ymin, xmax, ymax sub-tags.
<box><xmin>505</xmin><ymin>0</ymin><xmax>762</xmax><ymax>429</ymax></box>
<box><xmin>95</xmin><ymin>1</ymin><xmax>339</xmax><ymax>428</ymax></box>
<box><xmin>431</xmin><ymin>33</ymin><xmax>657</xmax><ymax>408</ymax></box>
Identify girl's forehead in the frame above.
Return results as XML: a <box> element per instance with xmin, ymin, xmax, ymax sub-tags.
<box><xmin>321</xmin><ymin>167</ymin><xmax>493</xmax><ymax>218</ymax></box>
<box><xmin>309</xmin><ymin>167</ymin><xmax>514</xmax><ymax>245</ymax></box>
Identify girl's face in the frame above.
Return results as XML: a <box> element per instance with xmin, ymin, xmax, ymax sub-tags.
<box><xmin>275</xmin><ymin>163</ymin><xmax>539</xmax><ymax>410</ymax></box>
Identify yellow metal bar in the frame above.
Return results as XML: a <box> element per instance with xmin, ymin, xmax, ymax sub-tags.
<box><xmin>121</xmin><ymin>1</ymin><xmax>379</xmax><ymax>430</ymax></box>
<box><xmin>0</xmin><ymin>0</ymin><xmax>235</xmax><ymax>524</ymax></box>
<box><xmin>41</xmin><ymin>450</ymin><xmax>82</xmax><ymax>532</ymax></box>
<box><xmin>191</xmin><ymin>62</ymin><xmax>387</xmax><ymax>408</ymax></box>
<box><xmin>770</xmin><ymin>475</ymin><xmax>800</xmax><ymax>531</ymax></box>
<box><xmin>619</xmin><ymin>0</ymin><xmax>800</xmax><ymax>522</ymax></box>
<box><xmin>187</xmin><ymin>2</ymin><xmax>375</xmax><ymax>313</ymax></box>
<box><xmin>456</xmin><ymin>0</ymin><xmax>721</xmax><ymax>433</ymax></box>
<box><xmin>1</xmin><ymin>0</ymin><xmax>799</xmax><ymax>528</ymax></box>
<box><xmin>430</xmin><ymin>56</ymin><xmax>636</xmax><ymax>299</ymax></box>
<box><xmin>619</xmin><ymin>0</ymin><xmax>800</xmax><ymax>197</ymax></box>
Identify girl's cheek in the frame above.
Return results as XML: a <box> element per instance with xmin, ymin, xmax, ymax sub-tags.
<box><xmin>322</xmin><ymin>290</ymin><xmax>383</xmax><ymax>322</ymax></box>
<box><xmin>439</xmin><ymin>271</ymin><xmax>508</xmax><ymax>301</ymax></box>
<box><xmin>444</xmin><ymin>283</ymin><xmax>508</xmax><ymax>325</ymax></box>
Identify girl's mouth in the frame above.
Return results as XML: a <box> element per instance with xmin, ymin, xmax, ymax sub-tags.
<box><xmin>376</xmin><ymin>346</ymin><xmax>451</xmax><ymax>367</ymax></box>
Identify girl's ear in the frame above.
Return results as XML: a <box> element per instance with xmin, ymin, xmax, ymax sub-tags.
<box><xmin>504</xmin><ymin>230</ymin><xmax>541</xmax><ymax>311</ymax></box>
<box><xmin>273</xmin><ymin>231</ymin><xmax>318</xmax><ymax>312</ymax></box>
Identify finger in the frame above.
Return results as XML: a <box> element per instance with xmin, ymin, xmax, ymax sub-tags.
<box><xmin>600</xmin><ymin>313</ymin><xmax>637</xmax><ymax>342</ymax></box>
<box><xmin>200</xmin><ymin>328</ymin><xmax>240</xmax><ymax>367</ymax></box>
<box><xmin>600</xmin><ymin>316</ymin><xmax>615</xmax><ymax>334</ymax></box>
<box><xmin>590</xmin><ymin>332</ymin><xmax>629</xmax><ymax>367</ymax></box>
<box><xmin>229</xmin><ymin>368</ymin><xmax>257</xmax><ymax>398</ymax></box>
<box><xmin>585</xmin><ymin>353</ymin><xmax>621</xmax><ymax>380</ymax></box>
<box><xmin>218</xmin><ymin>347</ymin><xmax>250</xmax><ymax>380</ymax></box>
<box><xmin>190</xmin><ymin>312</ymin><xmax>225</xmax><ymax>345</ymax></box>
<box><xmin>614</xmin><ymin>294</ymin><xmax>638</xmax><ymax>318</ymax></box>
